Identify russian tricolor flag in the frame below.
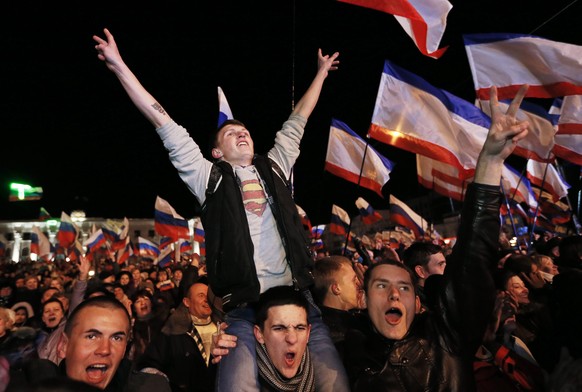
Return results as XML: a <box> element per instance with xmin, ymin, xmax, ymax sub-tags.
<box><xmin>355</xmin><ymin>197</ymin><xmax>383</xmax><ymax>225</ymax></box>
<box><xmin>389</xmin><ymin>194</ymin><xmax>426</xmax><ymax>239</ymax></box>
<box><xmin>179</xmin><ymin>239</ymin><xmax>193</xmax><ymax>254</ymax></box>
<box><xmin>330</xmin><ymin>205</ymin><xmax>351</xmax><ymax>236</ymax></box>
<box><xmin>138</xmin><ymin>237</ymin><xmax>160</xmax><ymax>260</ymax></box>
<box><xmin>194</xmin><ymin>220</ymin><xmax>205</xmax><ymax>244</ymax></box>
<box><xmin>154</xmin><ymin>196</ymin><xmax>190</xmax><ymax>241</ymax></box>
<box><xmin>57</xmin><ymin>212</ymin><xmax>78</xmax><ymax>249</ymax></box>
<box><xmin>218</xmin><ymin>86</ymin><xmax>234</xmax><ymax>128</ymax></box>
<box><xmin>83</xmin><ymin>229</ymin><xmax>107</xmax><ymax>254</ymax></box>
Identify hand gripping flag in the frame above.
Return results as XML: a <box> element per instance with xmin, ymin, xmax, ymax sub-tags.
<box><xmin>330</xmin><ymin>205</ymin><xmax>351</xmax><ymax>236</ymax></box>
<box><xmin>325</xmin><ymin>119</ymin><xmax>394</xmax><ymax>197</ymax></box>
<box><xmin>338</xmin><ymin>0</ymin><xmax>452</xmax><ymax>59</ymax></box>
<box><xmin>369</xmin><ymin>60</ymin><xmax>489</xmax><ymax>179</ymax></box>
<box><xmin>464</xmin><ymin>33</ymin><xmax>582</xmax><ymax>100</ymax></box>
<box><xmin>218</xmin><ymin>86</ymin><xmax>234</xmax><ymax>128</ymax></box>
<box><xmin>355</xmin><ymin>197</ymin><xmax>383</xmax><ymax>225</ymax></box>
<box><xmin>154</xmin><ymin>196</ymin><xmax>190</xmax><ymax>241</ymax></box>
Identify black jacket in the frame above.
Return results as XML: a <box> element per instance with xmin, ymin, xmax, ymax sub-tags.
<box><xmin>202</xmin><ymin>155</ymin><xmax>314</xmax><ymax>311</ymax></box>
<box><xmin>345</xmin><ymin>183</ymin><xmax>501</xmax><ymax>392</ymax></box>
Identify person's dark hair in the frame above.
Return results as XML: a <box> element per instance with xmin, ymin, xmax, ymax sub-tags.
<box><xmin>83</xmin><ymin>284</ymin><xmax>116</xmax><ymax>300</ymax></box>
<box><xmin>363</xmin><ymin>259</ymin><xmax>417</xmax><ymax>295</ymax></box>
<box><xmin>558</xmin><ymin>235</ymin><xmax>582</xmax><ymax>270</ymax></box>
<box><xmin>42</xmin><ymin>298</ymin><xmax>65</xmax><ymax>314</ymax></box>
<box><xmin>117</xmin><ymin>271</ymin><xmax>132</xmax><ymax>283</ymax></box>
<box><xmin>402</xmin><ymin>242</ymin><xmax>443</xmax><ymax>271</ymax></box>
<box><xmin>503</xmin><ymin>253</ymin><xmax>535</xmax><ymax>275</ymax></box>
<box><xmin>208</xmin><ymin>119</ymin><xmax>246</xmax><ymax>158</ymax></box>
<box><xmin>312</xmin><ymin>256</ymin><xmax>352</xmax><ymax>305</ymax></box>
<box><xmin>65</xmin><ymin>296</ymin><xmax>130</xmax><ymax>336</ymax></box>
<box><xmin>255</xmin><ymin>286</ymin><xmax>308</xmax><ymax>330</ymax></box>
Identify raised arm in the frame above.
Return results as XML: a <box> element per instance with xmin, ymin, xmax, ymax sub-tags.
<box><xmin>474</xmin><ymin>85</ymin><xmax>529</xmax><ymax>185</ymax></box>
<box><xmin>93</xmin><ymin>28</ymin><xmax>171</xmax><ymax>129</ymax></box>
<box><xmin>292</xmin><ymin>49</ymin><xmax>340</xmax><ymax>120</ymax></box>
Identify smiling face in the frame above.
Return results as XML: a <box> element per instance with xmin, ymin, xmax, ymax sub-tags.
<box><xmin>183</xmin><ymin>283</ymin><xmax>212</xmax><ymax>319</ymax></box>
<box><xmin>254</xmin><ymin>304</ymin><xmax>311</xmax><ymax>379</ymax></box>
<box><xmin>212</xmin><ymin>124</ymin><xmax>254</xmax><ymax>166</ymax></box>
<box><xmin>59</xmin><ymin>306</ymin><xmax>129</xmax><ymax>389</ymax></box>
<box><xmin>506</xmin><ymin>275</ymin><xmax>530</xmax><ymax>305</ymax></box>
<box><xmin>365</xmin><ymin>264</ymin><xmax>420</xmax><ymax>340</ymax></box>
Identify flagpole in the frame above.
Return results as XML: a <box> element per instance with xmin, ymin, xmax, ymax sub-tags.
<box><xmin>529</xmin><ymin>159</ymin><xmax>552</xmax><ymax>245</ymax></box>
<box><xmin>342</xmin><ymin>136</ymin><xmax>372</xmax><ymax>255</ymax></box>
<box><xmin>555</xmin><ymin>160</ymin><xmax>582</xmax><ymax>235</ymax></box>
<box><xmin>500</xmin><ymin>181</ymin><xmax>527</xmax><ymax>250</ymax></box>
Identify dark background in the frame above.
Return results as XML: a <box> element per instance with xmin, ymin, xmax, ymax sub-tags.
<box><xmin>2</xmin><ymin>1</ymin><xmax>581</xmax><ymax>225</ymax></box>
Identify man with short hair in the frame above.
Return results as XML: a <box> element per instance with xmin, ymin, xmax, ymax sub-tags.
<box><xmin>402</xmin><ymin>242</ymin><xmax>446</xmax><ymax>309</ymax></box>
<box><xmin>343</xmin><ymin>85</ymin><xmax>531</xmax><ymax>391</ymax></box>
<box><xmin>137</xmin><ymin>278</ymin><xmax>218</xmax><ymax>392</ymax></box>
<box><xmin>253</xmin><ymin>286</ymin><xmax>313</xmax><ymax>391</ymax></box>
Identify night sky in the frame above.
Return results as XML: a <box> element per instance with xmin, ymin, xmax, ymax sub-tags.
<box><xmin>3</xmin><ymin>1</ymin><xmax>581</xmax><ymax>225</ymax></box>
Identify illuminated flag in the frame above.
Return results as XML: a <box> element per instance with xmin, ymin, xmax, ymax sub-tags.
<box><xmin>154</xmin><ymin>196</ymin><xmax>190</xmax><ymax>241</ymax></box>
<box><xmin>526</xmin><ymin>160</ymin><xmax>570</xmax><ymax>202</ymax></box>
<box><xmin>311</xmin><ymin>224</ymin><xmax>326</xmax><ymax>239</ymax></box>
<box><xmin>338</xmin><ymin>0</ymin><xmax>452</xmax><ymax>59</ymax></box>
<box><xmin>501</xmin><ymin>164</ymin><xmax>538</xmax><ymax>209</ymax></box>
<box><xmin>325</xmin><ymin>119</ymin><xmax>394</xmax><ymax>197</ymax></box>
<box><xmin>138</xmin><ymin>237</ymin><xmax>160</xmax><ymax>260</ymax></box>
<box><xmin>31</xmin><ymin>226</ymin><xmax>51</xmax><ymax>258</ymax></box>
<box><xmin>355</xmin><ymin>197</ymin><xmax>383</xmax><ymax>225</ymax></box>
<box><xmin>179</xmin><ymin>239</ymin><xmax>193</xmax><ymax>254</ymax></box>
<box><xmin>56</xmin><ymin>212</ymin><xmax>78</xmax><ymax>249</ymax></box>
<box><xmin>83</xmin><ymin>229</ymin><xmax>107</xmax><ymax>254</ymax></box>
<box><xmin>218</xmin><ymin>86</ymin><xmax>234</xmax><ymax>128</ymax></box>
<box><xmin>102</xmin><ymin>218</ymin><xmax>129</xmax><ymax>251</ymax></box>
<box><xmin>416</xmin><ymin>155</ymin><xmax>470</xmax><ymax>201</ymax></box>
<box><xmin>389</xmin><ymin>194</ymin><xmax>426</xmax><ymax>239</ymax></box>
<box><xmin>194</xmin><ymin>220</ymin><xmax>205</xmax><ymax>244</ymax></box>
<box><xmin>369</xmin><ymin>60</ymin><xmax>488</xmax><ymax>179</ymax></box>
<box><xmin>464</xmin><ymin>33</ymin><xmax>582</xmax><ymax>100</ymax></box>
<box><xmin>330</xmin><ymin>205</ymin><xmax>351</xmax><ymax>236</ymax></box>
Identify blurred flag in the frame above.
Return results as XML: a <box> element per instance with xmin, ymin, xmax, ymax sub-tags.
<box><xmin>56</xmin><ymin>212</ymin><xmax>78</xmax><ymax>249</ymax></box>
<box><xmin>416</xmin><ymin>155</ymin><xmax>471</xmax><ymax>201</ymax></box>
<box><xmin>389</xmin><ymin>195</ymin><xmax>426</xmax><ymax>239</ymax></box>
<box><xmin>464</xmin><ymin>33</ymin><xmax>582</xmax><ymax>100</ymax></box>
<box><xmin>83</xmin><ymin>229</ymin><xmax>107</xmax><ymax>254</ymax></box>
<box><xmin>477</xmin><ymin>98</ymin><xmax>555</xmax><ymax>162</ymax></box>
<box><xmin>154</xmin><ymin>196</ymin><xmax>190</xmax><ymax>241</ymax></box>
<box><xmin>39</xmin><ymin>207</ymin><xmax>52</xmax><ymax>221</ymax></box>
<box><xmin>116</xmin><ymin>240</ymin><xmax>134</xmax><ymax>265</ymax></box>
<box><xmin>501</xmin><ymin>164</ymin><xmax>538</xmax><ymax>209</ymax></box>
<box><xmin>551</xmin><ymin>96</ymin><xmax>582</xmax><ymax>165</ymax></box>
<box><xmin>102</xmin><ymin>218</ymin><xmax>130</xmax><ymax>251</ymax></box>
<box><xmin>159</xmin><ymin>236</ymin><xmax>174</xmax><ymax>250</ymax></box>
<box><xmin>179</xmin><ymin>239</ymin><xmax>193</xmax><ymax>254</ymax></box>
<box><xmin>355</xmin><ymin>197</ymin><xmax>383</xmax><ymax>225</ymax></box>
<box><xmin>218</xmin><ymin>86</ymin><xmax>234</xmax><ymax>128</ymax></box>
<box><xmin>67</xmin><ymin>240</ymin><xmax>85</xmax><ymax>262</ymax></box>
<box><xmin>155</xmin><ymin>246</ymin><xmax>173</xmax><ymax>267</ymax></box>
<box><xmin>526</xmin><ymin>160</ymin><xmax>570</xmax><ymax>202</ymax></box>
<box><xmin>138</xmin><ymin>237</ymin><xmax>160</xmax><ymax>260</ymax></box>
<box><xmin>338</xmin><ymin>0</ymin><xmax>452</xmax><ymax>59</ymax></box>
<box><xmin>330</xmin><ymin>205</ymin><xmax>351</xmax><ymax>236</ymax></box>
<box><xmin>296</xmin><ymin>204</ymin><xmax>313</xmax><ymax>234</ymax></box>
<box><xmin>0</xmin><ymin>235</ymin><xmax>6</xmax><ymax>257</ymax></box>
<box><xmin>311</xmin><ymin>224</ymin><xmax>326</xmax><ymax>239</ymax></box>
<box><xmin>194</xmin><ymin>220</ymin><xmax>205</xmax><ymax>244</ymax></box>
<box><xmin>369</xmin><ymin>60</ymin><xmax>488</xmax><ymax>178</ymax></box>
<box><xmin>31</xmin><ymin>226</ymin><xmax>51</xmax><ymax>258</ymax></box>
<box><xmin>325</xmin><ymin>118</ymin><xmax>394</xmax><ymax>197</ymax></box>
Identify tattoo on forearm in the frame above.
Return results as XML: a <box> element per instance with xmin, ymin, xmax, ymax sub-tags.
<box><xmin>152</xmin><ymin>102</ymin><xmax>166</xmax><ymax>115</ymax></box>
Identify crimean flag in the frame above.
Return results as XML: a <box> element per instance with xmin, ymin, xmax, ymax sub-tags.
<box><xmin>389</xmin><ymin>194</ymin><xmax>426</xmax><ymax>239</ymax></box>
<box><xmin>416</xmin><ymin>155</ymin><xmax>471</xmax><ymax>201</ymax></box>
<box><xmin>526</xmin><ymin>160</ymin><xmax>570</xmax><ymax>202</ymax></box>
<box><xmin>154</xmin><ymin>196</ymin><xmax>190</xmax><ymax>241</ymax></box>
<box><xmin>463</xmin><ymin>33</ymin><xmax>582</xmax><ymax>100</ymax></box>
<box><xmin>330</xmin><ymin>205</ymin><xmax>351</xmax><ymax>236</ymax></box>
<box><xmin>550</xmin><ymin>96</ymin><xmax>582</xmax><ymax>166</ymax></box>
<box><xmin>369</xmin><ymin>60</ymin><xmax>489</xmax><ymax>179</ymax></box>
<box><xmin>355</xmin><ymin>197</ymin><xmax>383</xmax><ymax>225</ymax></box>
<box><xmin>338</xmin><ymin>0</ymin><xmax>452</xmax><ymax>59</ymax></box>
<box><xmin>501</xmin><ymin>164</ymin><xmax>538</xmax><ymax>209</ymax></box>
<box><xmin>325</xmin><ymin>119</ymin><xmax>394</xmax><ymax>197</ymax></box>
<box><xmin>218</xmin><ymin>86</ymin><xmax>234</xmax><ymax>128</ymax></box>
<box><xmin>56</xmin><ymin>212</ymin><xmax>78</xmax><ymax>249</ymax></box>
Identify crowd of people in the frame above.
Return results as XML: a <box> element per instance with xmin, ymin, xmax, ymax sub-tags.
<box><xmin>1</xmin><ymin>27</ymin><xmax>582</xmax><ymax>391</ymax></box>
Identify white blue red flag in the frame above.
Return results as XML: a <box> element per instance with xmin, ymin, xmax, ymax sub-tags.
<box><xmin>338</xmin><ymin>0</ymin><xmax>452</xmax><ymax>59</ymax></box>
<box><xmin>155</xmin><ymin>246</ymin><xmax>173</xmax><ymax>267</ymax></box>
<box><xmin>330</xmin><ymin>205</ymin><xmax>351</xmax><ymax>236</ymax></box>
<box><xmin>0</xmin><ymin>235</ymin><xmax>6</xmax><ymax>257</ymax></box>
<box><xmin>194</xmin><ymin>220</ymin><xmax>205</xmax><ymax>244</ymax></box>
<box><xmin>116</xmin><ymin>240</ymin><xmax>134</xmax><ymax>265</ymax></box>
<box><xmin>159</xmin><ymin>236</ymin><xmax>174</xmax><ymax>250</ymax></box>
<box><xmin>325</xmin><ymin>118</ymin><xmax>394</xmax><ymax>197</ymax></box>
<box><xmin>296</xmin><ymin>204</ymin><xmax>313</xmax><ymax>234</ymax></box>
<box><xmin>464</xmin><ymin>33</ymin><xmax>582</xmax><ymax>100</ymax></box>
<box><xmin>501</xmin><ymin>164</ymin><xmax>538</xmax><ymax>209</ymax></box>
<box><xmin>550</xmin><ymin>96</ymin><xmax>582</xmax><ymax>165</ymax></box>
<box><xmin>218</xmin><ymin>86</ymin><xmax>234</xmax><ymax>128</ymax></box>
<box><xmin>154</xmin><ymin>196</ymin><xmax>190</xmax><ymax>241</ymax></box>
<box><xmin>526</xmin><ymin>160</ymin><xmax>570</xmax><ymax>202</ymax></box>
<box><xmin>31</xmin><ymin>226</ymin><xmax>51</xmax><ymax>259</ymax></box>
<box><xmin>179</xmin><ymin>239</ymin><xmax>193</xmax><ymax>254</ymax></box>
<box><xmin>56</xmin><ymin>212</ymin><xmax>78</xmax><ymax>249</ymax></box>
<box><xmin>138</xmin><ymin>237</ymin><xmax>160</xmax><ymax>260</ymax></box>
<box><xmin>355</xmin><ymin>197</ymin><xmax>383</xmax><ymax>225</ymax></box>
<box><xmin>83</xmin><ymin>229</ymin><xmax>107</xmax><ymax>254</ymax></box>
<box><xmin>389</xmin><ymin>194</ymin><xmax>426</xmax><ymax>239</ymax></box>
<box><xmin>369</xmin><ymin>60</ymin><xmax>488</xmax><ymax>179</ymax></box>
<box><xmin>102</xmin><ymin>218</ymin><xmax>129</xmax><ymax>251</ymax></box>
